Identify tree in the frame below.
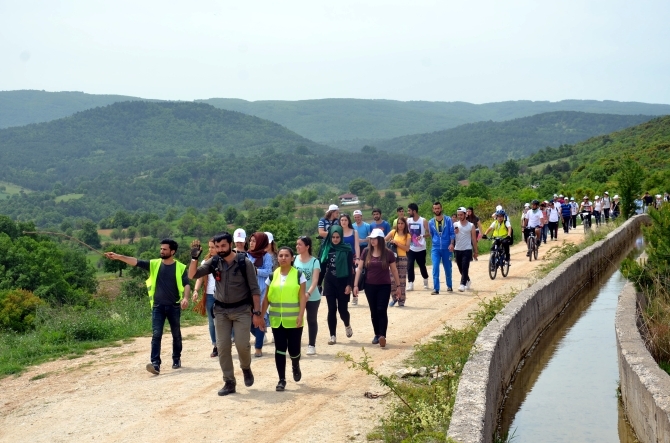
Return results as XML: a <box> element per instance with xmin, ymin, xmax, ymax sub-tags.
<box><xmin>77</xmin><ymin>221</ymin><xmax>102</xmax><ymax>249</ymax></box>
<box><xmin>126</xmin><ymin>226</ymin><xmax>137</xmax><ymax>244</ymax></box>
<box><xmin>500</xmin><ymin>159</ymin><xmax>520</xmax><ymax>180</ymax></box>
<box><xmin>113</xmin><ymin>210</ymin><xmax>132</xmax><ymax>228</ymax></box>
<box><xmin>243</xmin><ymin>199</ymin><xmax>257</xmax><ymax>211</ymax></box>
<box><xmin>103</xmin><ymin>244</ymin><xmax>136</xmax><ymax>277</ymax></box>
<box><xmin>365</xmin><ymin>190</ymin><xmax>381</xmax><ymax>208</ymax></box>
<box><xmin>616</xmin><ymin>157</ymin><xmax>645</xmax><ymax>219</ymax></box>
<box><xmin>280</xmin><ymin>197</ymin><xmax>296</xmax><ymax>217</ymax></box>
<box><xmin>349</xmin><ymin>178</ymin><xmax>374</xmax><ymax>196</ymax></box>
<box><xmin>224</xmin><ymin>206</ymin><xmax>239</xmax><ymax>224</ymax></box>
<box><xmin>298</xmin><ymin>189</ymin><xmax>318</xmax><ymax>205</ymax></box>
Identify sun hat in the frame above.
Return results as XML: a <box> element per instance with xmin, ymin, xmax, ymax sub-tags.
<box><xmin>368</xmin><ymin>228</ymin><xmax>385</xmax><ymax>238</ymax></box>
<box><xmin>457</xmin><ymin>207</ymin><xmax>467</xmax><ymax>213</ymax></box>
<box><xmin>595</xmin><ymin>195</ymin><xmax>600</xmax><ymax>199</ymax></box>
<box><xmin>233</xmin><ymin>228</ymin><xmax>246</xmax><ymax>243</ymax></box>
<box><xmin>328</xmin><ymin>204</ymin><xmax>339</xmax><ymax>211</ymax></box>
<box><xmin>524</xmin><ymin>203</ymin><xmax>530</xmax><ymax>207</ymax></box>
<box><xmin>353</xmin><ymin>209</ymin><xmax>362</xmax><ymax>216</ymax></box>
<box><xmin>570</xmin><ymin>197</ymin><xmax>575</xmax><ymax>201</ymax></box>
<box><xmin>265</xmin><ymin>232</ymin><xmax>274</xmax><ymax>244</ymax></box>
<box><xmin>613</xmin><ymin>195</ymin><xmax>620</xmax><ymax>199</ymax></box>
<box><xmin>583</xmin><ymin>196</ymin><xmax>589</xmax><ymax>199</ymax></box>
<box><xmin>559</xmin><ymin>194</ymin><xmax>564</xmax><ymax>198</ymax></box>
<box><xmin>604</xmin><ymin>191</ymin><xmax>609</xmax><ymax>195</ymax></box>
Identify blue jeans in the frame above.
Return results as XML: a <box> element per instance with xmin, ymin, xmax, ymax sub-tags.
<box><xmin>431</xmin><ymin>248</ymin><xmax>452</xmax><ymax>291</ymax></box>
<box><xmin>206</xmin><ymin>294</ymin><xmax>216</xmax><ymax>345</ymax></box>
<box><xmin>151</xmin><ymin>304</ymin><xmax>182</xmax><ymax>366</ymax></box>
<box><xmin>541</xmin><ymin>224</ymin><xmax>548</xmax><ymax>243</ymax></box>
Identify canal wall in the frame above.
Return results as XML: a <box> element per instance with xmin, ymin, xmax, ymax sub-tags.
<box><xmin>616</xmin><ymin>281</ymin><xmax>670</xmax><ymax>443</ymax></box>
<box><xmin>448</xmin><ymin>214</ymin><xmax>649</xmax><ymax>443</ymax></box>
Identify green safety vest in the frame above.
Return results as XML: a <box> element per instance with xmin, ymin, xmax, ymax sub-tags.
<box><xmin>145</xmin><ymin>259</ymin><xmax>186</xmax><ymax>309</ymax></box>
<box><xmin>267</xmin><ymin>267</ymin><xmax>301</xmax><ymax>328</ymax></box>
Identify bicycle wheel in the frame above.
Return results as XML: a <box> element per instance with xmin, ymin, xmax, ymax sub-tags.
<box><xmin>533</xmin><ymin>241</ymin><xmax>539</xmax><ymax>260</ymax></box>
<box><xmin>501</xmin><ymin>253</ymin><xmax>510</xmax><ymax>277</ymax></box>
<box><xmin>527</xmin><ymin>237</ymin><xmax>534</xmax><ymax>261</ymax></box>
<box><xmin>488</xmin><ymin>252</ymin><xmax>497</xmax><ymax>279</ymax></box>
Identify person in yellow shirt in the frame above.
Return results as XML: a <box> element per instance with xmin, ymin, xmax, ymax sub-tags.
<box><xmin>385</xmin><ymin>217</ymin><xmax>411</xmax><ymax>307</ymax></box>
<box><xmin>483</xmin><ymin>210</ymin><xmax>513</xmax><ymax>262</ymax></box>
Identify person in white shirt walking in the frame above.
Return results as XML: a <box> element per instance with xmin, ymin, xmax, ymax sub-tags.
<box><xmin>453</xmin><ymin>207</ymin><xmax>478</xmax><ymax>292</ymax></box>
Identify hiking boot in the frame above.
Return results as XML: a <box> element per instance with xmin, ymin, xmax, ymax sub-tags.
<box><xmin>172</xmin><ymin>359</ymin><xmax>181</xmax><ymax>369</ymax></box>
<box><xmin>218</xmin><ymin>381</ymin><xmax>236</xmax><ymax>396</ymax></box>
<box><xmin>378</xmin><ymin>336</ymin><xmax>387</xmax><ymax>348</ymax></box>
<box><xmin>345</xmin><ymin>325</ymin><xmax>353</xmax><ymax>338</ymax></box>
<box><xmin>276</xmin><ymin>379</ymin><xmax>287</xmax><ymax>392</ymax></box>
<box><xmin>352</xmin><ymin>296</ymin><xmax>358</xmax><ymax>305</ymax></box>
<box><xmin>292</xmin><ymin>362</ymin><xmax>302</xmax><ymax>382</ymax></box>
<box><xmin>372</xmin><ymin>336</ymin><xmax>380</xmax><ymax>345</ymax></box>
<box><xmin>407</xmin><ymin>282</ymin><xmax>414</xmax><ymax>291</ymax></box>
<box><xmin>306</xmin><ymin>345</ymin><xmax>316</xmax><ymax>355</ymax></box>
<box><xmin>242</xmin><ymin>368</ymin><xmax>254</xmax><ymax>387</ymax></box>
<box><xmin>210</xmin><ymin>347</ymin><xmax>218</xmax><ymax>358</ymax></box>
<box><xmin>328</xmin><ymin>335</ymin><xmax>336</xmax><ymax>345</ymax></box>
<box><xmin>430</xmin><ymin>290</ymin><xmax>439</xmax><ymax>295</ymax></box>
<box><xmin>146</xmin><ymin>363</ymin><xmax>160</xmax><ymax>375</ymax></box>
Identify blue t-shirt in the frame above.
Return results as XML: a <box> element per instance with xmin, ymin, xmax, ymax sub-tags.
<box><xmin>370</xmin><ymin>220</ymin><xmax>391</xmax><ymax>236</ymax></box>
<box><xmin>293</xmin><ymin>256</ymin><xmax>321</xmax><ymax>302</ymax></box>
<box><xmin>353</xmin><ymin>221</ymin><xmax>371</xmax><ymax>246</ymax></box>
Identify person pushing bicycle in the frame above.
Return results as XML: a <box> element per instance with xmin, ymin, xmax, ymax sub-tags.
<box><xmin>523</xmin><ymin>200</ymin><xmax>544</xmax><ymax>257</ymax></box>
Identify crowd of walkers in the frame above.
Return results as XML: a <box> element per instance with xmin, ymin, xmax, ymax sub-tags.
<box><xmin>102</xmin><ymin>191</ymin><xmax>668</xmax><ymax>395</ymax></box>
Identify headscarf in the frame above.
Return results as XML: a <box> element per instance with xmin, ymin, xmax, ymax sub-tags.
<box><xmin>248</xmin><ymin>232</ymin><xmax>269</xmax><ymax>267</ymax></box>
<box><xmin>319</xmin><ymin>225</ymin><xmax>352</xmax><ymax>278</ymax></box>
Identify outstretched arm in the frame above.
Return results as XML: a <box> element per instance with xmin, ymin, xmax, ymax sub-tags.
<box><xmin>104</xmin><ymin>252</ymin><xmax>138</xmax><ymax>267</ymax></box>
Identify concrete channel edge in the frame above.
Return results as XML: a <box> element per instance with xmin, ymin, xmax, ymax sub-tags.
<box><xmin>447</xmin><ymin>214</ymin><xmax>650</xmax><ymax>443</ymax></box>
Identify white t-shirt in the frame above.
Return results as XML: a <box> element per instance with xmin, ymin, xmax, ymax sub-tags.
<box><xmin>408</xmin><ymin>216</ymin><xmax>426</xmax><ymax>252</ymax></box>
<box><xmin>265</xmin><ymin>272</ymin><xmax>307</xmax><ymax>288</ymax></box>
<box><xmin>454</xmin><ymin>221</ymin><xmax>473</xmax><ymax>251</ymax></box>
<box><xmin>594</xmin><ymin>200</ymin><xmax>602</xmax><ymax>211</ymax></box>
<box><xmin>548</xmin><ymin>207</ymin><xmax>560</xmax><ymax>222</ymax></box>
<box><xmin>525</xmin><ymin>209</ymin><xmax>544</xmax><ymax>228</ymax></box>
<box><xmin>201</xmin><ymin>259</ymin><xmax>216</xmax><ymax>294</ymax></box>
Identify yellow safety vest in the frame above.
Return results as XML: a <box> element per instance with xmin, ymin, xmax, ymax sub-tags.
<box><xmin>491</xmin><ymin>221</ymin><xmax>509</xmax><ymax>238</ymax></box>
<box><xmin>145</xmin><ymin>259</ymin><xmax>186</xmax><ymax>309</ymax></box>
<box><xmin>267</xmin><ymin>267</ymin><xmax>301</xmax><ymax>328</ymax></box>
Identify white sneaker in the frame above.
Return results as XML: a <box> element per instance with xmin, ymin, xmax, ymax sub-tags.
<box><xmin>345</xmin><ymin>325</ymin><xmax>353</xmax><ymax>338</ymax></box>
<box><xmin>306</xmin><ymin>345</ymin><xmax>316</xmax><ymax>355</ymax></box>
<box><xmin>423</xmin><ymin>278</ymin><xmax>429</xmax><ymax>289</ymax></box>
<box><xmin>352</xmin><ymin>296</ymin><xmax>358</xmax><ymax>305</ymax></box>
<box><xmin>328</xmin><ymin>335</ymin><xmax>336</xmax><ymax>345</ymax></box>
<box><xmin>466</xmin><ymin>281</ymin><xmax>471</xmax><ymax>290</ymax></box>
<box><xmin>459</xmin><ymin>285</ymin><xmax>466</xmax><ymax>292</ymax></box>
<box><xmin>407</xmin><ymin>282</ymin><xmax>414</xmax><ymax>291</ymax></box>
<box><xmin>263</xmin><ymin>334</ymin><xmax>268</xmax><ymax>344</ymax></box>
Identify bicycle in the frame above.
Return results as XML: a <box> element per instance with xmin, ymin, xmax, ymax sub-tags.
<box><xmin>581</xmin><ymin>212</ymin><xmax>592</xmax><ymax>233</ymax></box>
<box><xmin>485</xmin><ymin>236</ymin><xmax>510</xmax><ymax>280</ymax></box>
<box><xmin>526</xmin><ymin>228</ymin><xmax>539</xmax><ymax>261</ymax></box>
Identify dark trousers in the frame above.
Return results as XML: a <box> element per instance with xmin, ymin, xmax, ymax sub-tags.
<box><xmin>548</xmin><ymin>221</ymin><xmax>559</xmax><ymax>239</ymax></box>
<box><xmin>306</xmin><ymin>300</ymin><xmax>320</xmax><ymax>346</ymax></box>
<box><xmin>562</xmin><ymin>216</ymin><xmax>571</xmax><ymax>233</ymax></box>
<box><xmin>364</xmin><ymin>283</ymin><xmax>391</xmax><ymax>338</ymax></box>
<box><xmin>407</xmin><ymin>249</ymin><xmax>428</xmax><ymax>282</ymax></box>
<box><xmin>571</xmin><ymin>214</ymin><xmax>577</xmax><ymax>229</ymax></box>
<box><xmin>603</xmin><ymin>208</ymin><xmax>610</xmax><ymax>222</ymax></box>
<box><xmin>594</xmin><ymin>210</ymin><xmax>601</xmax><ymax>226</ymax></box>
<box><xmin>151</xmin><ymin>304</ymin><xmax>182</xmax><ymax>366</ymax></box>
<box><xmin>271</xmin><ymin>325</ymin><xmax>303</xmax><ymax>381</ymax></box>
<box><xmin>324</xmin><ymin>275</ymin><xmax>350</xmax><ymax>336</ymax></box>
<box><xmin>454</xmin><ymin>249</ymin><xmax>472</xmax><ymax>286</ymax></box>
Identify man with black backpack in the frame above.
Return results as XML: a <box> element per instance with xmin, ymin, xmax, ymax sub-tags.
<box><xmin>189</xmin><ymin>232</ymin><xmax>262</xmax><ymax>396</ymax></box>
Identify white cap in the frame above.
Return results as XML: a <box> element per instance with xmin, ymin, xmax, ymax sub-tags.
<box><xmin>233</xmin><ymin>228</ymin><xmax>246</xmax><ymax>243</ymax></box>
<box><xmin>328</xmin><ymin>204</ymin><xmax>339</xmax><ymax>211</ymax></box>
<box><xmin>604</xmin><ymin>191</ymin><xmax>609</xmax><ymax>195</ymax></box>
<box><xmin>368</xmin><ymin>228</ymin><xmax>385</xmax><ymax>238</ymax></box>
<box><xmin>614</xmin><ymin>194</ymin><xmax>620</xmax><ymax>199</ymax></box>
<box><xmin>559</xmin><ymin>194</ymin><xmax>564</xmax><ymax>198</ymax></box>
<box><xmin>570</xmin><ymin>197</ymin><xmax>575</xmax><ymax>201</ymax></box>
<box><xmin>553</xmin><ymin>194</ymin><xmax>558</xmax><ymax>197</ymax></box>
<box><xmin>353</xmin><ymin>210</ymin><xmax>362</xmax><ymax>216</ymax></box>
<box><xmin>595</xmin><ymin>195</ymin><xmax>600</xmax><ymax>199</ymax></box>
<box><xmin>495</xmin><ymin>205</ymin><xmax>503</xmax><ymax>211</ymax></box>
<box><xmin>524</xmin><ymin>203</ymin><xmax>530</xmax><ymax>207</ymax></box>
<box><xmin>657</xmin><ymin>194</ymin><xmax>662</xmax><ymax>198</ymax></box>
<box><xmin>457</xmin><ymin>207</ymin><xmax>467</xmax><ymax>213</ymax></box>
<box><xmin>265</xmin><ymin>232</ymin><xmax>274</xmax><ymax>243</ymax></box>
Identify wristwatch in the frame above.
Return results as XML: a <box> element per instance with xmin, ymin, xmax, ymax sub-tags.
<box><xmin>253</xmin><ymin>310</ymin><xmax>262</xmax><ymax>316</ymax></box>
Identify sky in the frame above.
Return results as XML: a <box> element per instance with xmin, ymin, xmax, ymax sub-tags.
<box><xmin>1</xmin><ymin>0</ymin><xmax>669</xmax><ymax>103</ymax></box>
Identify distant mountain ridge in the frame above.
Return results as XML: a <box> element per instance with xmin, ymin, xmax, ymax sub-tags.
<box><xmin>198</xmin><ymin>98</ymin><xmax>670</xmax><ymax>146</ymax></box>
<box><xmin>374</xmin><ymin>111</ymin><xmax>656</xmax><ymax>166</ymax></box>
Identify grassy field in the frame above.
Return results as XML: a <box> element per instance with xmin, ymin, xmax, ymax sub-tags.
<box><xmin>528</xmin><ymin>157</ymin><xmax>571</xmax><ymax>173</ymax></box>
<box><xmin>0</xmin><ymin>181</ymin><xmax>32</xmax><ymax>199</ymax></box>
<box><xmin>55</xmin><ymin>193</ymin><xmax>84</xmax><ymax>202</ymax></box>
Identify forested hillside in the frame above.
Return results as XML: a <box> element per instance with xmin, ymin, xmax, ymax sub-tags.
<box><xmin>375</xmin><ymin>112</ymin><xmax>655</xmax><ymax>166</ymax></box>
<box><xmin>0</xmin><ymin>101</ymin><xmax>325</xmax><ymax>191</ymax></box>
<box><xmin>0</xmin><ymin>90</ymin><xmax>143</xmax><ymax>129</ymax></box>
<box><xmin>199</xmin><ymin>97</ymin><xmax>670</xmax><ymax>145</ymax></box>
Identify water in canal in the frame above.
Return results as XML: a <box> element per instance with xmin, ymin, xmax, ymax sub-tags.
<box><xmin>499</xmin><ymin>243</ymin><xmax>643</xmax><ymax>442</ymax></box>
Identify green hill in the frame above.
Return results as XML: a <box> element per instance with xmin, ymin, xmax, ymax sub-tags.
<box><xmin>0</xmin><ymin>90</ymin><xmax>144</xmax><ymax>129</ymax></box>
<box><xmin>198</xmin><ymin>98</ymin><xmax>670</xmax><ymax>145</ymax></box>
<box><xmin>374</xmin><ymin>111</ymin><xmax>655</xmax><ymax>166</ymax></box>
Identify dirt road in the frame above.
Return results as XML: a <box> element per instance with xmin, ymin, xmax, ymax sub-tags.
<box><xmin>0</xmin><ymin>231</ymin><xmax>585</xmax><ymax>443</ymax></box>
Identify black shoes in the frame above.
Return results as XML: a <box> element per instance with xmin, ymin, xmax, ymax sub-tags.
<box><xmin>243</xmin><ymin>368</ymin><xmax>254</xmax><ymax>387</ymax></box>
<box><xmin>210</xmin><ymin>347</ymin><xmax>218</xmax><ymax>358</ymax></box>
<box><xmin>372</xmin><ymin>336</ymin><xmax>380</xmax><ymax>345</ymax></box>
<box><xmin>292</xmin><ymin>363</ymin><xmax>302</xmax><ymax>382</ymax></box>
<box><xmin>172</xmin><ymin>359</ymin><xmax>181</xmax><ymax>369</ymax></box>
<box><xmin>218</xmin><ymin>381</ymin><xmax>236</xmax><ymax>396</ymax></box>
<box><xmin>446</xmin><ymin>287</ymin><xmax>453</xmax><ymax>292</ymax></box>
<box><xmin>146</xmin><ymin>363</ymin><xmax>160</xmax><ymax>375</ymax></box>
<box><xmin>276</xmin><ymin>379</ymin><xmax>287</xmax><ymax>391</ymax></box>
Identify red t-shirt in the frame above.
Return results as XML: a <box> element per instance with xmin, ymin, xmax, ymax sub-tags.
<box><xmin>361</xmin><ymin>249</ymin><xmax>396</xmax><ymax>285</ymax></box>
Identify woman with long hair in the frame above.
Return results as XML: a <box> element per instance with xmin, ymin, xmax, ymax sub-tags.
<box><xmin>294</xmin><ymin>236</ymin><xmax>321</xmax><ymax>355</ymax></box>
<box><xmin>353</xmin><ymin>229</ymin><xmax>401</xmax><ymax>348</ymax></box>
<box><xmin>193</xmin><ymin>238</ymin><xmax>218</xmax><ymax>357</ymax></box>
<box><xmin>260</xmin><ymin>246</ymin><xmax>307</xmax><ymax>391</ymax></box>
<box><xmin>339</xmin><ymin>213</ymin><xmax>360</xmax><ymax>305</ymax></box>
<box><xmin>466</xmin><ymin>207</ymin><xmax>483</xmax><ymax>261</ymax></box>
<box><xmin>247</xmin><ymin>232</ymin><xmax>274</xmax><ymax>357</ymax></box>
<box><xmin>318</xmin><ymin>225</ymin><xmax>355</xmax><ymax>345</ymax></box>
<box><xmin>385</xmin><ymin>217</ymin><xmax>410</xmax><ymax>307</ymax></box>
<box><xmin>265</xmin><ymin>231</ymin><xmax>279</xmax><ymax>270</ymax></box>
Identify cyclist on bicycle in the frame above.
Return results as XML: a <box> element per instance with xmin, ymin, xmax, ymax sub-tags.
<box><xmin>523</xmin><ymin>200</ymin><xmax>544</xmax><ymax>256</ymax></box>
<box><xmin>579</xmin><ymin>196</ymin><xmax>593</xmax><ymax>227</ymax></box>
<box><xmin>483</xmin><ymin>210</ymin><xmax>513</xmax><ymax>263</ymax></box>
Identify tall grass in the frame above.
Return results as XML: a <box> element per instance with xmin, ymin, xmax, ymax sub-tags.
<box><xmin>0</xmin><ymin>293</ymin><xmax>205</xmax><ymax>377</ymax></box>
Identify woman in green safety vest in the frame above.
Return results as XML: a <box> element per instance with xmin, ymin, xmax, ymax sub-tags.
<box><xmin>260</xmin><ymin>246</ymin><xmax>307</xmax><ymax>391</ymax></box>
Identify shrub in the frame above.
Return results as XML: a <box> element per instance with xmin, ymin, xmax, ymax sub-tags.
<box><xmin>0</xmin><ymin>289</ymin><xmax>44</xmax><ymax>332</ymax></box>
